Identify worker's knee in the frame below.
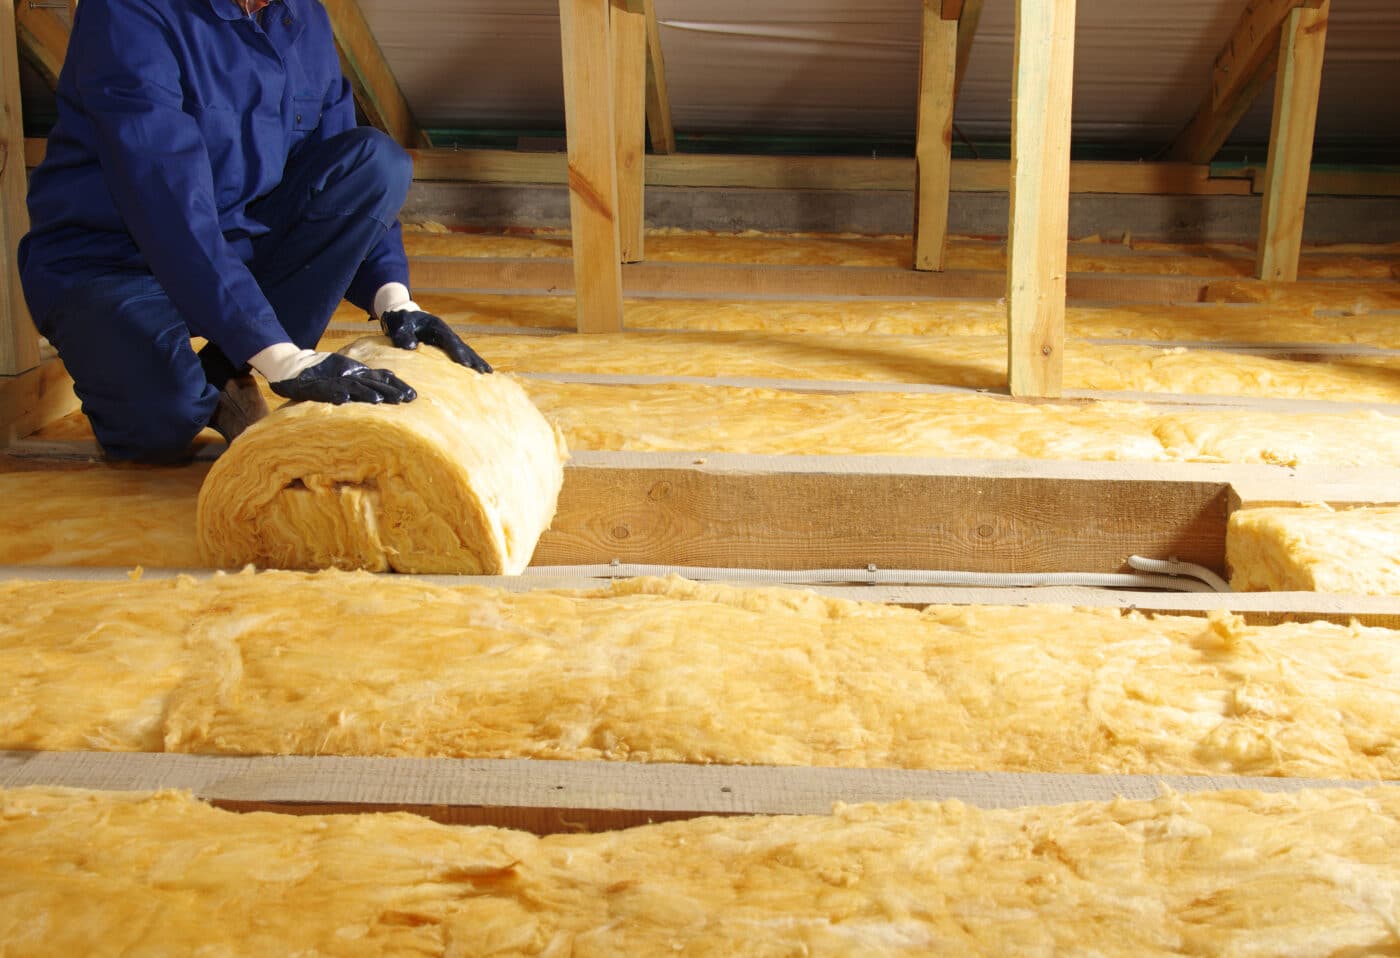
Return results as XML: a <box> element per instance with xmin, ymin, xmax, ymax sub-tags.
<box><xmin>97</xmin><ymin>408</ymin><xmax>206</xmax><ymax>463</ymax></box>
<box><xmin>82</xmin><ymin>361</ymin><xmax>213</xmax><ymax>462</ymax></box>
<box><xmin>328</xmin><ymin>127</ymin><xmax>413</xmax><ymax>218</ymax></box>
<box><xmin>50</xmin><ymin>297</ymin><xmax>219</xmax><ymax>462</ymax></box>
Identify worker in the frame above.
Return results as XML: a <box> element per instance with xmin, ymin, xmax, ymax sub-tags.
<box><xmin>18</xmin><ymin>0</ymin><xmax>491</xmax><ymax>464</ymax></box>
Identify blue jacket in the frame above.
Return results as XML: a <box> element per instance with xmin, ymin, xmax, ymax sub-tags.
<box><xmin>19</xmin><ymin>0</ymin><xmax>410</xmax><ymax>366</ymax></box>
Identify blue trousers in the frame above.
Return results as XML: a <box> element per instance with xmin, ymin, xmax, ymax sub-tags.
<box><xmin>36</xmin><ymin>128</ymin><xmax>412</xmax><ymax>461</ymax></box>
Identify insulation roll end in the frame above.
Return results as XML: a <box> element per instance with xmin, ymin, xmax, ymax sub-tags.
<box><xmin>197</xmin><ymin>338</ymin><xmax>567</xmax><ymax>575</ymax></box>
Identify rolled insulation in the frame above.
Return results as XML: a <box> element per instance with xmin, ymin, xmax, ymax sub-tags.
<box><xmin>196</xmin><ymin>338</ymin><xmax>567</xmax><ymax>574</ymax></box>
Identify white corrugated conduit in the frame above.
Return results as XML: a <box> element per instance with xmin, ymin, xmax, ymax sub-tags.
<box><xmin>524</xmin><ymin>555</ymin><xmax>1232</xmax><ymax>593</ymax></box>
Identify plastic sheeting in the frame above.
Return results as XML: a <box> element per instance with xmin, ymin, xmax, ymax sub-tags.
<box><xmin>361</xmin><ymin>0</ymin><xmax>1400</xmax><ymax>151</ymax></box>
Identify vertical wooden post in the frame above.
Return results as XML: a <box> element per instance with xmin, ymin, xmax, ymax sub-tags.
<box><xmin>559</xmin><ymin>0</ymin><xmax>624</xmax><ymax>333</ymax></box>
<box><xmin>0</xmin><ymin>0</ymin><xmax>38</xmax><ymax>376</ymax></box>
<box><xmin>1006</xmin><ymin>0</ymin><xmax>1075</xmax><ymax>399</ymax></box>
<box><xmin>1256</xmin><ymin>0</ymin><xmax>1329</xmax><ymax>282</ymax></box>
<box><xmin>913</xmin><ymin>2</ymin><xmax>956</xmax><ymax>272</ymax></box>
<box><xmin>642</xmin><ymin>0</ymin><xmax>676</xmax><ymax>155</ymax></box>
<box><xmin>611</xmin><ymin>0</ymin><xmax>647</xmax><ymax>264</ymax></box>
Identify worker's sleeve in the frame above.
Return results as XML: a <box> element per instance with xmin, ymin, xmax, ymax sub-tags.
<box><xmin>71</xmin><ymin>0</ymin><xmax>290</xmax><ymax>367</ymax></box>
<box><xmin>311</xmin><ymin>72</ymin><xmax>412</xmax><ymax>315</ymax></box>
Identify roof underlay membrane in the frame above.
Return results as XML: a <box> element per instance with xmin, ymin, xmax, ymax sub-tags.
<box><xmin>362</xmin><ymin>0</ymin><xmax>1400</xmax><ymax>158</ymax></box>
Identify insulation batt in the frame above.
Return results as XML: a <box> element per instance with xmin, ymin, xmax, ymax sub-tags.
<box><xmin>1229</xmin><ymin>504</ymin><xmax>1400</xmax><ymax>594</ymax></box>
<box><xmin>400</xmin><ymin>228</ymin><xmax>1400</xmax><ymax>281</ymax></box>
<box><xmin>374</xmin><ymin>290</ymin><xmax>1400</xmax><ymax>344</ymax></box>
<box><xmin>197</xmin><ymin>338</ymin><xmax>568</xmax><ymax>574</ymax></box>
<box><xmin>1</xmin><ymin>785</ymin><xmax>1398</xmax><ymax>956</ymax></box>
<box><xmin>2</xmin><ymin>573</ymin><xmax>1398</xmax><ymax>779</ymax></box>
<box><xmin>332</xmin><ymin>329</ymin><xmax>1400</xmax><ymax>405</ymax></box>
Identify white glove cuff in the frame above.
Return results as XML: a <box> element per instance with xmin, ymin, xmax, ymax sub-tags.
<box><xmin>373</xmin><ymin>282</ymin><xmax>420</xmax><ymax>320</ymax></box>
<box><xmin>249</xmin><ymin>342</ymin><xmax>325</xmax><ymax>383</ymax></box>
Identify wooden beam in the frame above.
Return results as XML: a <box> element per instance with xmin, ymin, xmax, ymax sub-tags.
<box><xmin>1167</xmin><ymin>0</ymin><xmax>1324</xmax><ymax>164</ymax></box>
<box><xmin>953</xmin><ymin>0</ymin><xmax>983</xmax><ymax>102</ymax></box>
<box><xmin>1006</xmin><ymin>0</ymin><xmax>1075</xmax><ymax>398</ymax></box>
<box><xmin>1</xmin><ymin>751</ymin><xmax>1379</xmax><ymax>835</ymax></box>
<box><xmin>319</xmin><ymin>0</ymin><xmax>428</xmax><ymax>149</ymax></box>
<box><xmin>1227</xmin><ymin>164</ymin><xmax>1400</xmax><ymax>198</ymax></box>
<box><xmin>610</xmin><ymin>0</ymin><xmax>647</xmax><ymax>263</ymax></box>
<box><xmin>642</xmin><ymin>0</ymin><xmax>676</xmax><ymax>154</ymax></box>
<box><xmin>914</xmin><ymin>3</ymin><xmax>956</xmax><ymax>271</ymax></box>
<box><xmin>407</xmin><ymin>148</ymin><xmax>1250</xmax><ymax>195</ymax></box>
<box><xmin>559</xmin><ymin>0</ymin><xmax>625</xmax><ymax>333</ymax></box>
<box><xmin>13</xmin><ymin>0</ymin><xmax>68</xmax><ymax>89</ymax></box>
<box><xmin>0</xmin><ymin>0</ymin><xmax>38</xmax><ymax>376</ymax></box>
<box><xmin>0</xmin><ymin>356</ymin><xmax>77</xmax><ymax>446</ymax></box>
<box><xmin>533</xmin><ymin>451</ymin><xmax>1231</xmax><ymax>574</ymax></box>
<box><xmin>1256</xmin><ymin>1</ymin><xmax>1329</xmax><ymax>282</ymax></box>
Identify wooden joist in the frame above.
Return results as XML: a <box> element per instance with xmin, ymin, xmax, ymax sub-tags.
<box><xmin>0</xmin><ymin>0</ymin><xmax>38</xmax><ymax>377</ymax></box>
<box><xmin>913</xmin><ymin>2</ymin><xmax>956</xmax><ymax>271</ymax></box>
<box><xmin>1</xmin><ymin>750</ymin><xmax>1384</xmax><ymax>835</ymax></box>
<box><xmin>1256</xmin><ymin>0</ymin><xmax>1330</xmax><ymax>282</ymax></box>
<box><xmin>559</xmin><ymin>0</ymin><xmax>625</xmax><ymax>333</ymax></box>
<box><xmin>1006</xmin><ymin>0</ymin><xmax>1075</xmax><ymax>397</ymax></box>
<box><xmin>537</xmin><ymin>451</ymin><xmax>1233</xmax><ymax>575</ymax></box>
<box><xmin>611</xmin><ymin>0</ymin><xmax>647</xmax><ymax>263</ymax></box>
<box><xmin>642</xmin><ymin>0</ymin><xmax>676</xmax><ymax>155</ymax></box>
<box><xmin>1167</xmin><ymin>0</ymin><xmax>1325</xmax><ymax>164</ymax></box>
<box><xmin>320</xmin><ymin>0</ymin><xmax>428</xmax><ymax>149</ymax></box>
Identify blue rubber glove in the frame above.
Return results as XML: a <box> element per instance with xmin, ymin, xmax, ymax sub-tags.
<box><xmin>382</xmin><ymin>309</ymin><xmax>493</xmax><ymax>374</ymax></box>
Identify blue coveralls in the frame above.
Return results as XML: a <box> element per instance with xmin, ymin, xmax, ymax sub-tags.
<box><xmin>19</xmin><ymin>0</ymin><xmax>413</xmax><ymax>461</ymax></box>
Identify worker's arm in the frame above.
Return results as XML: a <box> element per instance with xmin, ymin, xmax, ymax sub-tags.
<box><xmin>74</xmin><ymin>2</ymin><xmax>410</xmax><ymax>404</ymax></box>
<box><xmin>299</xmin><ymin>29</ymin><xmax>491</xmax><ymax>375</ymax></box>
<box><xmin>304</xmin><ymin>69</ymin><xmax>410</xmax><ymax>316</ymax></box>
<box><xmin>72</xmin><ymin>0</ymin><xmax>287</xmax><ymax>368</ymax></box>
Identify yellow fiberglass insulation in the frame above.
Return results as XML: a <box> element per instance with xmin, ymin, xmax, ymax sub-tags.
<box><xmin>2</xmin><ymin>785</ymin><xmax>1399</xmax><ymax>956</ymax></box>
<box><xmin>1229</xmin><ymin>504</ymin><xmax>1400</xmax><ymax>594</ymax></box>
<box><xmin>2</xmin><ymin>572</ymin><xmax>1398</xmax><ymax>780</ymax></box>
<box><xmin>196</xmin><ymin>339</ymin><xmax>568</xmax><ymax>574</ymax></box>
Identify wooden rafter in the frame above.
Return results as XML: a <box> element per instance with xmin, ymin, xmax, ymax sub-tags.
<box><xmin>1167</xmin><ymin>0</ymin><xmax>1325</xmax><ymax>164</ymax></box>
<box><xmin>611</xmin><ymin>0</ymin><xmax>647</xmax><ymax>263</ymax></box>
<box><xmin>913</xmin><ymin>1</ymin><xmax>956</xmax><ymax>271</ymax></box>
<box><xmin>952</xmin><ymin>0</ymin><xmax>983</xmax><ymax>102</ymax></box>
<box><xmin>1006</xmin><ymin>0</ymin><xmax>1076</xmax><ymax>398</ymax></box>
<box><xmin>1256</xmin><ymin>0</ymin><xmax>1329</xmax><ymax>282</ymax></box>
<box><xmin>319</xmin><ymin>0</ymin><xmax>429</xmax><ymax>149</ymax></box>
<box><xmin>559</xmin><ymin>0</ymin><xmax>624</xmax><ymax>333</ymax></box>
<box><xmin>0</xmin><ymin>0</ymin><xmax>37</xmax><ymax>376</ymax></box>
<box><xmin>642</xmin><ymin>0</ymin><xmax>676</xmax><ymax>154</ymax></box>
<box><xmin>13</xmin><ymin>0</ymin><xmax>68</xmax><ymax>89</ymax></box>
